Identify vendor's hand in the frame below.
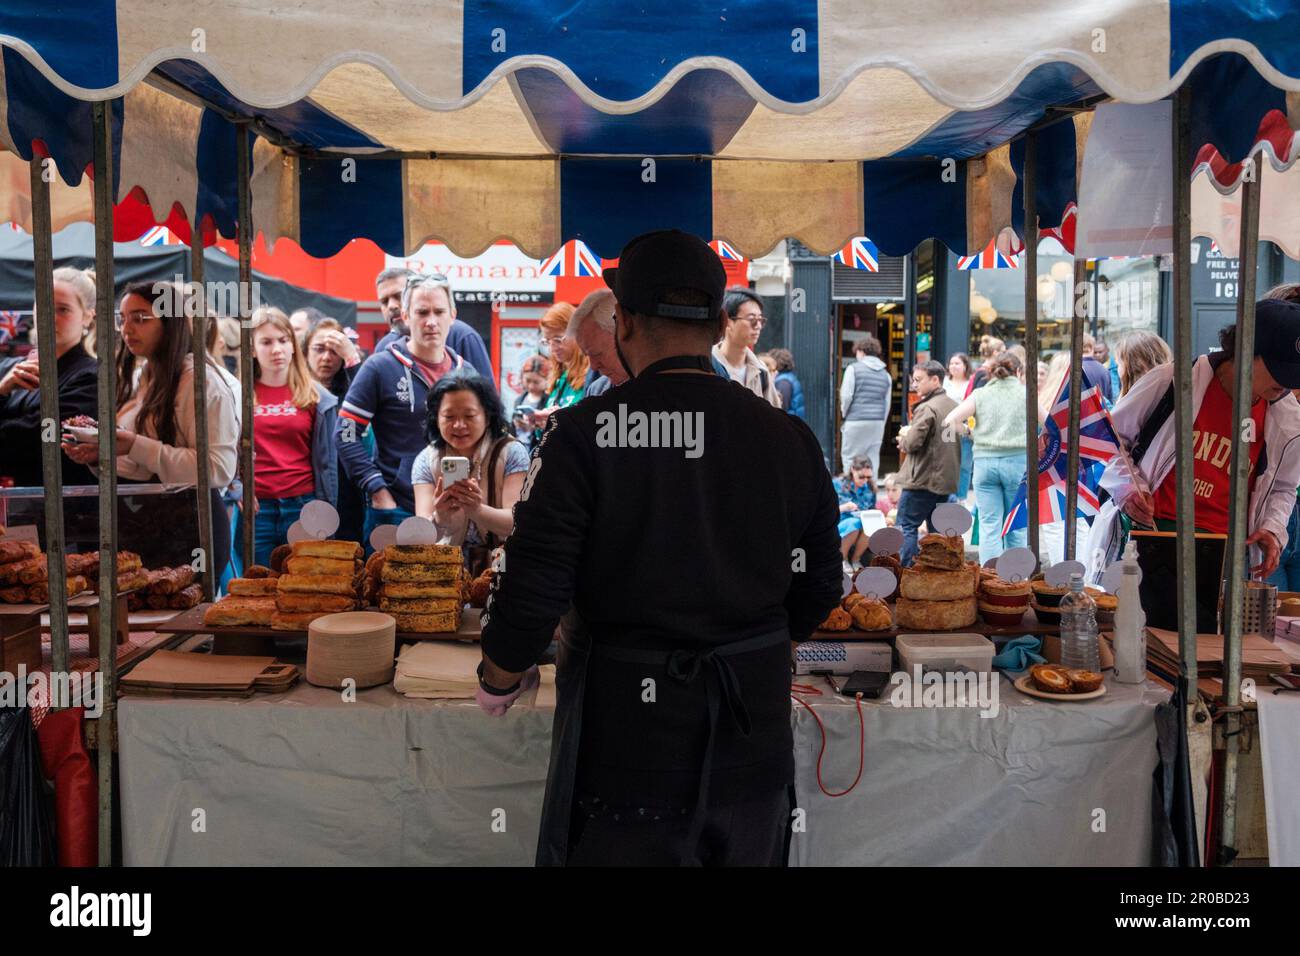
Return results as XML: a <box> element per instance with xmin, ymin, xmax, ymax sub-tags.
<box><xmin>445</xmin><ymin>477</ymin><xmax>484</xmax><ymax>516</ymax></box>
<box><xmin>1120</xmin><ymin>489</ymin><xmax>1155</xmax><ymax>527</ymax></box>
<box><xmin>476</xmin><ymin>665</ymin><xmax>540</xmax><ymax>717</ymax></box>
<box><xmin>371</xmin><ymin>488</ymin><xmax>398</xmax><ymax>510</ymax></box>
<box><xmin>0</xmin><ymin>360</ymin><xmax>39</xmax><ymax>395</ymax></box>
<box><xmin>1247</xmin><ymin>529</ymin><xmax>1281</xmax><ymax>579</ymax></box>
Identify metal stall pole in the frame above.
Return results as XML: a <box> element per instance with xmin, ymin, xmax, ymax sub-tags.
<box><xmin>1171</xmin><ymin>87</ymin><xmax>1199</xmax><ymax>697</ymax></box>
<box><xmin>1064</xmin><ymin>258</ymin><xmax>1087</xmax><ymax>561</ymax></box>
<box><xmin>29</xmin><ymin>157</ymin><xmax>70</xmax><ymax>678</ymax></box>
<box><xmin>91</xmin><ymin>100</ymin><xmax>118</xmax><ymax>867</ymax></box>
<box><xmin>1217</xmin><ymin>157</ymin><xmax>1261</xmax><ymax>866</ymax></box>
<box><xmin>903</xmin><ymin>252</ymin><xmax>917</xmax><ymax>425</ymax></box>
<box><xmin>236</xmin><ymin>125</ymin><xmax>255</xmax><ymax>572</ymax></box>
<box><xmin>1023</xmin><ymin>133</ymin><xmax>1041</xmax><ymax>557</ymax></box>
<box><xmin>190</xmin><ymin>232</ymin><xmax>215</xmax><ymax>602</ymax></box>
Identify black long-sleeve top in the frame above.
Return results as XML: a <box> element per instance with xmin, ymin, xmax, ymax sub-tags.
<box><xmin>0</xmin><ymin>342</ymin><xmax>98</xmax><ymax>487</ymax></box>
<box><xmin>481</xmin><ymin>362</ymin><xmax>842</xmax><ymax>804</ymax></box>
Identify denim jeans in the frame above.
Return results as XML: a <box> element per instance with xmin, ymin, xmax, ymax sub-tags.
<box><xmin>1267</xmin><ymin>497</ymin><xmax>1300</xmax><ymax>591</ymax></box>
<box><xmin>974</xmin><ymin>452</ymin><xmax>1027</xmax><ymax>564</ymax></box>
<box><xmin>234</xmin><ymin>493</ymin><xmax>315</xmax><ymax>569</ymax></box>
<box><xmin>957</xmin><ymin>436</ymin><xmax>974</xmax><ymax>499</ymax></box>
<box><xmin>897</xmin><ymin>488</ymin><xmax>950</xmax><ymax>567</ymax></box>
<box><xmin>363</xmin><ymin>503</ymin><xmax>415</xmax><ymax>556</ymax></box>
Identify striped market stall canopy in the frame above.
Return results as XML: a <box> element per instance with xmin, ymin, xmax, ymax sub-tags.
<box><xmin>0</xmin><ymin>1</ymin><xmax>1297</xmax><ymax>258</ymax></box>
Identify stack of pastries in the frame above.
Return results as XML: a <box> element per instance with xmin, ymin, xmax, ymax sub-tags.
<box><xmin>273</xmin><ymin>540</ymin><xmax>364</xmax><ymax>630</ymax></box>
<box><xmin>379</xmin><ymin>544</ymin><xmax>463</xmax><ymax>632</ymax></box>
<box><xmin>816</xmin><ymin>592</ymin><xmax>893</xmax><ymax>632</ymax></box>
<box><xmin>204</xmin><ymin>564</ymin><xmax>280</xmax><ymax>626</ymax></box>
<box><xmin>895</xmin><ymin>534</ymin><xmax>978</xmax><ymax>630</ymax></box>
<box><xmin>0</xmin><ymin>541</ymin><xmax>96</xmax><ymax>604</ymax></box>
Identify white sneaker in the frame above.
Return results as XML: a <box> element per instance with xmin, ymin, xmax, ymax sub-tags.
<box><xmin>842</xmin><ymin>560</ymin><xmax>855</xmax><ymax>576</ymax></box>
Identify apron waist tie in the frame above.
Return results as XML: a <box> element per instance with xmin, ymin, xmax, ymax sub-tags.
<box><xmin>590</xmin><ymin>629</ymin><xmax>788</xmax><ymax>858</ymax></box>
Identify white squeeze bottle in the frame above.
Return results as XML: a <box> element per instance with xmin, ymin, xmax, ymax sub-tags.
<box><xmin>1113</xmin><ymin>541</ymin><xmax>1147</xmax><ymax>683</ymax></box>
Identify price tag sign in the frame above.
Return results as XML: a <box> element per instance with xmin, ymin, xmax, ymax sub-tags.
<box><xmin>396</xmin><ymin>516</ymin><xmax>439</xmax><ymax>546</ymax></box>
<box><xmin>285</xmin><ymin>521</ymin><xmax>311</xmax><ymax>544</ymax></box>
<box><xmin>1044</xmin><ymin>559</ymin><xmax>1086</xmax><ymax>588</ymax></box>
<box><xmin>369</xmin><ymin>524</ymin><xmax>399</xmax><ymax>553</ymax></box>
<box><xmin>983</xmin><ymin>556</ymin><xmax>999</xmax><ymax>570</ymax></box>
<box><xmin>868</xmin><ymin>527</ymin><xmax>904</xmax><ymax>556</ymax></box>
<box><xmin>929</xmin><ymin>503</ymin><xmax>973</xmax><ymax>538</ymax></box>
<box><xmin>1099</xmin><ymin>562</ymin><xmax>1139</xmax><ymax>594</ymax></box>
<box><xmin>995</xmin><ymin>547</ymin><xmax>1037</xmax><ymax>583</ymax></box>
<box><xmin>299</xmin><ymin>500</ymin><xmax>340</xmax><ymax>539</ymax></box>
<box><xmin>854</xmin><ymin>567</ymin><xmax>897</xmax><ymax>601</ymax></box>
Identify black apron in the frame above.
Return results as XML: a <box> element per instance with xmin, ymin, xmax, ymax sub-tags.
<box><xmin>534</xmin><ymin>354</ymin><xmax>792</xmax><ymax>866</ymax></box>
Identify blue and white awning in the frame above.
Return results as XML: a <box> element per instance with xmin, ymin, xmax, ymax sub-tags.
<box><xmin>0</xmin><ymin>2</ymin><xmax>1297</xmax><ymax>258</ymax></box>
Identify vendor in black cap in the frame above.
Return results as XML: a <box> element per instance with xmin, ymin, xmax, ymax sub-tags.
<box><xmin>476</xmin><ymin>229</ymin><xmax>842</xmax><ymax>866</ymax></box>
<box><xmin>1092</xmin><ymin>298</ymin><xmax>1300</xmax><ymax>579</ymax></box>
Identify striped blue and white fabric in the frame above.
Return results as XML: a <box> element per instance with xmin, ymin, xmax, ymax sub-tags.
<box><xmin>0</xmin><ymin>1</ymin><xmax>1297</xmax><ymax>258</ymax></box>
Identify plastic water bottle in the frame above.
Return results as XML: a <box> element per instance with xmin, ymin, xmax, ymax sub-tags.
<box><xmin>1113</xmin><ymin>541</ymin><xmax>1147</xmax><ymax>683</ymax></box>
<box><xmin>1059</xmin><ymin>572</ymin><xmax>1101</xmax><ymax>671</ymax></box>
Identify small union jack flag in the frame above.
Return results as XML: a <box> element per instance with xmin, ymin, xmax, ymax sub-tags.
<box><xmin>140</xmin><ymin>225</ymin><xmax>179</xmax><ymax>246</ymax></box>
<box><xmin>1040</xmin><ymin>202</ymin><xmax>1077</xmax><ymax>255</ymax></box>
<box><xmin>0</xmin><ymin>310</ymin><xmax>27</xmax><ymax>342</ymax></box>
<box><xmin>832</xmin><ymin>237</ymin><xmax>879</xmax><ymax>271</ymax></box>
<box><xmin>958</xmin><ymin>239</ymin><xmax>1019</xmax><ymax>270</ymax></box>
<box><xmin>1002</xmin><ymin>377</ymin><xmax>1123</xmax><ymax>535</ymax></box>
<box><xmin>539</xmin><ymin>239</ymin><xmax>602</xmax><ymax>278</ymax></box>
<box><xmin>710</xmin><ymin>240</ymin><xmax>743</xmax><ymax>261</ymax></box>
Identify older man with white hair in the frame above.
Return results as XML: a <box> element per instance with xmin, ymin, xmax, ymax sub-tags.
<box><xmin>569</xmin><ymin>288</ymin><xmax>629</xmax><ymax>397</ymax></box>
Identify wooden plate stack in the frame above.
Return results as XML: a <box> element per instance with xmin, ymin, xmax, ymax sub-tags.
<box><xmin>306</xmin><ymin>611</ymin><xmax>396</xmax><ymax>689</ymax></box>
<box><xmin>378</xmin><ymin>544</ymin><xmax>463</xmax><ymax>633</ymax></box>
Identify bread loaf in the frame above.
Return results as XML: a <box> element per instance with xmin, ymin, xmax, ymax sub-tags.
<box><xmin>290</xmin><ymin>540</ymin><xmax>362</xmax><ymax>560</ymax></box>
<box><xmin>202</xmin><ymin>596</ymin><xmax>276</xmax><ymax>627</ymax></box>
<box><xmin>899</xmin><ymin>564</ymin><xmax>977</xmax><ymax>601</ymax></box>
<box><xmin>895</xmin><ymin>595</ymin><xmax>977</xmax><ymax>630</ymax></box>
<box><xmin>228</xmin><ymin>577</ymin><xmax>280</xmax><ymax>597</ymax></box>
<box><xmin>275</xmin><ymin>574</ymin><xmax>358</xmax><ymax>596</ymax></box>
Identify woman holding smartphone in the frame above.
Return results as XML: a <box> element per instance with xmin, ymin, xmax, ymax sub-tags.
<box><xmin>411</xmin><ymin>373</ymin><xmax>528</xmax><ymax>572</ymax></box>
<box><xmin>62</xmin><ymin>281</ymin><xmax>240</xmax><ymax>578</ymax></box>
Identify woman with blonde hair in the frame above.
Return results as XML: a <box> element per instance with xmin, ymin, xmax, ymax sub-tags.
<box><xmin>528</xmin><ymin>301</ymin><xmax>589</xmax><ymax>435</ymax></box>
<box><xmin>238</xmin><ymin>306</ymin><xmax>339</xmax><ymax>566</ymax></box>
<box><xmin>1113</xmin><ymin>331</ymin><xmax>1173</xmax><ymax>399</ymax></box>
<box><xmin>0</xmin><ymin>266</ymin><xmax>99</xmax><ymax>486</ymax></box>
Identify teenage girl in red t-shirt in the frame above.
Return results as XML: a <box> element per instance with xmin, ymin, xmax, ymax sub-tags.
<box><xmin>242</xmin><ymin>307</ymin><xmax>332</xmax><ymax>567</ymax></box>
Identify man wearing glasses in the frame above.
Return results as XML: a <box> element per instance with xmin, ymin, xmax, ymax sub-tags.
<box><xmin>373</xmin><ymin>267</ymin><xmax>494</xmax><ymax>381</ymax></box>
<box><xmin>711</xmin><ymin>287</ymin><xmax>782</xmax><ymax>408</ymax></box>
<box><xmin>339</xmin><ymin>274</ymin><xmax>471</xmax><ymax>546</ymax></box>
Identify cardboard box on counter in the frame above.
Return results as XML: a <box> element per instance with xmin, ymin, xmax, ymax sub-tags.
<box><xmin>794</xmin><ymin>640</ymin><xmax>892</xmax><ymax>675</ymax></box>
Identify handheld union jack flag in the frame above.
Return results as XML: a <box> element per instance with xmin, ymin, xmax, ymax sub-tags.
<box><xmin>1002</xmin><ymin>377</ymin><xmax>1123</xmax><ymax>536</ymax></box>
<box><xmin>832</xmin><ymin>237</ymin><xmax>879</xmax><ymax>271</ymax></box>
<box><xmin>0</xmin><ymin>310</ymin><xmax>28</xmax><ymax>342</ymax></box>
<box><xmin>539</xmin><ymin>239</ymin><xmax>602</xmax><ymax>277</ymax></box>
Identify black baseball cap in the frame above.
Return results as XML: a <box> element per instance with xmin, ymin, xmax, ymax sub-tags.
<box><xmin>1255</xmin><ymin>298</ymin><xmax>1300</xmax><ymax>389</ymax></box>
<box><xmin>602</xmin><ymin>229</ymin><xmax>726</xmax><ymax>322</ymax></box>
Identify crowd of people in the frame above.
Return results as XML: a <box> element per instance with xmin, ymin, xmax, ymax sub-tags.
<box><xmin>0</xmin><ymin>262</ymin><xmax>815</xmax><ymax>586</ymax></box>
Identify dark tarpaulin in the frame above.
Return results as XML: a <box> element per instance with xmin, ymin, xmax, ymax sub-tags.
<box><xmin>0</xmin><ymin>222</ymin><xmax>356</xmax><ymax>345</ymax></box>
<box><xmin>0</xmin><ymin>705</ymin><xmax>55</xmax><ymax>866</ymax></box>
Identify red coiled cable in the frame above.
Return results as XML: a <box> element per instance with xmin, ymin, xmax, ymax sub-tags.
<box><xmin>791</xmin><ymin>680</ymin><xmax>866</xmax><ymax>797</ymax></box>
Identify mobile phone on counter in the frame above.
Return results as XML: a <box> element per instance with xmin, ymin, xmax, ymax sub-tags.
<box><xmin>441</xmin><ymin>456</ymin><xmax>471</xmax><ymax>485</ymax></box>
<box><xmin>833</xmin><ymin>670</ymin><xmax>891</xmax><ymax>699</ymax></box>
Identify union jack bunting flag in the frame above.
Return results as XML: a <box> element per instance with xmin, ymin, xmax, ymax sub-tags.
<box><xmin>957</xmin><ymin>239</ymin><xmax>1019</xmax><ymax>270</ymax></box>
<box><xmin>710</xmin><ymin>239</ymin><xmax>743</xmax><ymax>261</ymax></box>
<box><xmin>538</xmin><ymin>239</ymin><xmax>602</xmax><ymax>277</ymax></box>
<box><xmin>832</xmin><ymin>237</ymin><xmax>879</xmax><ymax>271</ymax></box>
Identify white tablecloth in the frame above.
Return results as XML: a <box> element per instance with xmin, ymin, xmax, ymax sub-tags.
<box><xmin>118</xmin><ymin>675</ymin><xmax>1166</xmax><ymax>866</ymax></box>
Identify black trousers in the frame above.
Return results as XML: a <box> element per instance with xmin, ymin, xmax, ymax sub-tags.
<box><xmin>565</xmin><ymin>788</ymin><xmax>791</xmax><ymax>867</ymax></box>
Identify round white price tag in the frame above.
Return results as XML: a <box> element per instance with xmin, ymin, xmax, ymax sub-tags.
<box><xmin>395</xmin><ymin>515</ymin><xmax>439</xmax><ymax>546</ymax></box>
<box><xmin>995</xmin><ymin>547</ymin><xmax>1037</xmax><ymax>583</ymax></box>
<box><xmin>285</xmin><ymin>521</ymin><xmax>311</xmax><ymax>544</ymax></box>
<box><xmin>1044</xmin><ymin>559</ymin><xmax>1086</xmax><ymax>588</ymax></box>
<box><xmin>868</xmin><ymin>527</ymin><xmax>904</xmax><ymax>556</ymax></box>
<box><xmin>929</xmin><ymin>503</ymin><xmax>973</xmax><ymax>537</ymax></box>
<box><xmin>368</xmin><ymin>524</ymin><xmax>399</xmax><ymax>553</ymax></box>
<box><xmin>299</xmin><ymin>500</ymin><xmax>340</xmax><ymax>539</ymax></box>
<box><xmin>1099</xmin><ymin>561</ymin><xmax>1139</xmax><ymax>594</ymax></box>
<box><xmin>854</xmin><ymin>567</ymin><xmax>897</xmax><ymax>601</ymax></box>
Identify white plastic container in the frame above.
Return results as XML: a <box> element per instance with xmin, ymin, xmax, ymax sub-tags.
<box><xmin>1113</xmin><ymin>540</ymin><xmax>1147</xmax><ymax>684</ymax></box>
<box><xmin>895</xmin><ymin>633</ymin><xmax>995</xmax><ymax>675</ymax></box>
